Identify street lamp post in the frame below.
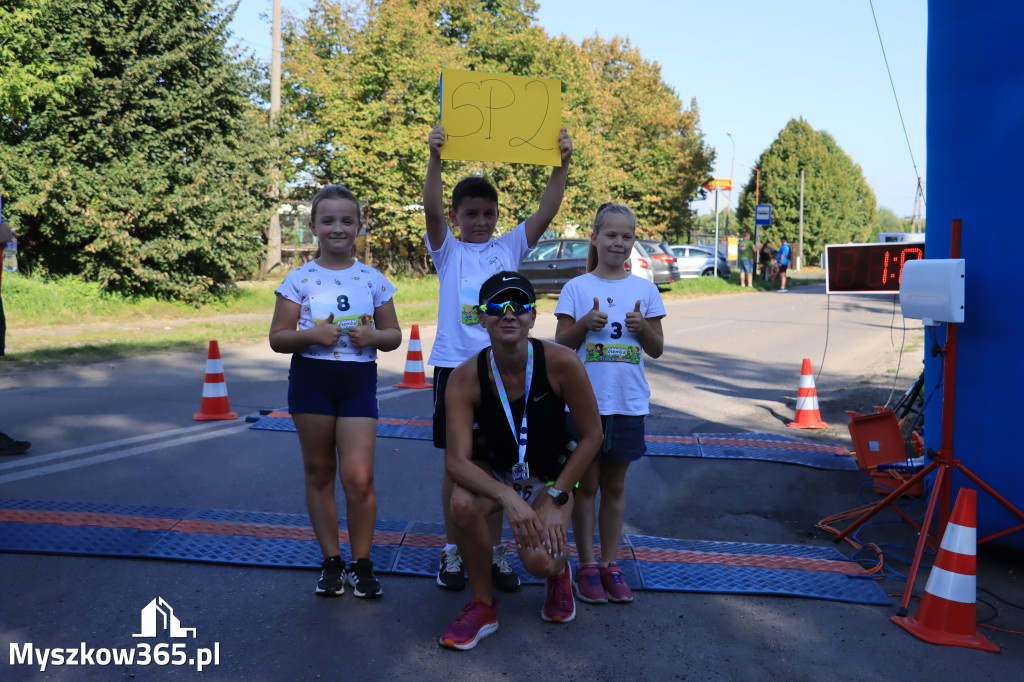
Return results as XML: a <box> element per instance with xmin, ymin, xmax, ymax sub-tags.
<box><xmin>726</xmin><ymin>132</ymin><xmax>736</xmax><ymax>237</ymax></box>
<box><xmin>742</xmin><ymin>163</ymin><xmax>762</xmax><ymax>276</ymax></box>
<box><xmin>742</xmin><ymin>163</ymin><xmax>760</xmax><ymax>206</ymax></box>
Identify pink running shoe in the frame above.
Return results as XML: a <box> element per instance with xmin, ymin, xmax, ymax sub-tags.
<box><xmin>600</xmin><ymin>562</ymin><xmax>634</xmax><ymax>603</ymax></box>
<box><xmin>541</xmin><ymin>563</ymin><xmax>577</xmax><ymax>623</ymax></box>
<box><xmin>573</xmin><ymin>564</ymin><xmax>608</xmax><ymax>604</ymax></box>
<box><xmin>439</xmin><ymin>599</ymin><xmax>499</xmax><ymax>650</ymax></box>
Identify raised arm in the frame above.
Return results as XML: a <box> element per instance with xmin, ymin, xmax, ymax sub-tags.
<box><xmin>523</xmin><ymin>127</ymin><xmax>573</xmax><ymax>248</ymax></box>
<box><xmin>423</xmin><ymin>123</ymin><xmax>449</xmax><ymax>251</ymax></box>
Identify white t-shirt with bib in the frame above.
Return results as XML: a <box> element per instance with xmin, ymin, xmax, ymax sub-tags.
<box><xmin>427</xmin><ymin>222</ymin><xmax>530</xmax><ymax>368</ymax></box>
<box><xmin>275</xmin><ymin>259</ymin><xmax>395</xmax><ymax>362</ymax></box>
<box><xmin>555</xmin><ymin>272</ymin><xmax>666</xmax><ymax>415</ymax></box>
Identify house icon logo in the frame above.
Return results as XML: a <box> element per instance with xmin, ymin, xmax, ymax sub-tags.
<box><xmin>132</xmin><ymin>597</ymin><xmax>197</xmax><ymax>639</ymax></box>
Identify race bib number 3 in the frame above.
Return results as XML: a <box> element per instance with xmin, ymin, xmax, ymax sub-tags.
<box><xmin>585</xmin><ymin>342</ymin><xmax>641</xmax><ymax>364</ymax></box>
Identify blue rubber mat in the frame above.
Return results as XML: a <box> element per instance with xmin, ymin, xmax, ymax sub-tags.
<box><xmin>0</xmin><ymin>499</ymin><xmax>889</xmax><ymax>605</ymax></box>
<box><xmin>250</xmin><ymin>414</ymin><xmax>857</xmax><ymax>471</ymax></box>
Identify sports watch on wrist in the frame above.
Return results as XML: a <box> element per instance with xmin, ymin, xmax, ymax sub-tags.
<box><xmin>546</xmin><ymin>486</ymin><xmax>570</xmax><ymax>507</ymax></box>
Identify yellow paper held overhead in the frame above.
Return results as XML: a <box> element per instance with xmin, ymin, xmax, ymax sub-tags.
<box><xmin>440</xmin><ymin>69</ymin><xmax>562</xmax><ymax>166</ymax></box>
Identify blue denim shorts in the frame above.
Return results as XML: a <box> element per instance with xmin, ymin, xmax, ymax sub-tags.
<box><xmin>287</xmin><ymin>355</ymin><xmax>379</xmax><ymax>419</ymax></box>
<box><xmin>738</xmin><ymin>258</ymin><xmax>754</xmax><ymax>274</ymax></box>
<box><xmin>567</xmin><ymin>413</ymin><xmax>646</xmax><ymax>463</ymax></box>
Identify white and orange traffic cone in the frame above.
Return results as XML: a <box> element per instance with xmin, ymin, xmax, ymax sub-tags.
<box><xmin>891</xmin><ymin>488</ymin><xmax>999</xmax><ymax>652</ymax></box>
<box><xmin>393</xmin><ymin>324</ymin><xmax>432</xmax><ymax>389</ymax></box>
<box><xmin>788</xmin><ymin>358</ymin><xmax>828</xmax><ymax>429</ymax></box>
<box><xmin>193</xmin><ymin>340</ymin><xmax>238</xmax><ymax>421</ymax></box>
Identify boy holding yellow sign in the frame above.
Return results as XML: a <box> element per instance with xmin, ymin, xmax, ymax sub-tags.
<box><xmin>423</xmin><ymin>121</ymin><xmax>572</xmax><ymax>595</ymax></box>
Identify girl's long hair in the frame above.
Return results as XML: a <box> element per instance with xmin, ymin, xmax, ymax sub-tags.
<box><xmin>586</xmin><ymin>202</ymin><xmax>637</xmax><ymax>273</ymax></box>
<box><xmin>310</xmin><ymin>185</ymin><xmax>361</xmax><ymax>259</ymax></box>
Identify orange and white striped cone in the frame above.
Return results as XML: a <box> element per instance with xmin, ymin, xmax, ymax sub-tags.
<box><xmin>393</xmin><ymin>324</ymin><xmax>432</xmax><ymax>389</ymax></box>
<box><xmin>193</xmin><ymin>340</ymin><xmax>238</xmax><ymax>421</ymax></box>
<box><xmin>891</xmin><ymin>488</ymin><xmax>999</xmax><ymax>652</ymax></box>
<box><xmin>788</xmin><ymin>358</ymin><xmax>828</xmax><ymax>429</ymax></box>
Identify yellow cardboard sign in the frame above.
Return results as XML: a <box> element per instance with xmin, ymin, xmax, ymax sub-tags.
<box><xmin>440</xmin><ymin>69</ymin><xmax>562</xmax><ymax>166</ymax></box>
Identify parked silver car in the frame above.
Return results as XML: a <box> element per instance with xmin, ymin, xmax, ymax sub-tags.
<box><xmin>637</xmin><ymin>240</ymin><xmax>681</xmax><ymax>285</ymax></box>
<box><xmin>669</xmin><ymin>244</ymin><xmax>731</xmax><ymax>278</ymax></box>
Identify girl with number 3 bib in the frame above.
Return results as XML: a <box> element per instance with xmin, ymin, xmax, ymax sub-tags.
<box><xmin>270</xmin><ymin>185</ymin><xmax>402</xmax><ymax>600</ymax></box>
<box><xmin>554</xmin><ymin>203</ymin><xmax>666</xmax><ymax>605</ymax></box>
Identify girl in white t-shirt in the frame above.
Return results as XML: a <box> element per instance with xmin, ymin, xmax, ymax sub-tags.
<box><xmin>554</xmin><ymin>203</ymin><xmax>665</xmax><ymax>605</ymax></box>
<box><xmin>270</xmin><ymin>185</ymin><xmax>402</xmax><ymax>599</ymax></box>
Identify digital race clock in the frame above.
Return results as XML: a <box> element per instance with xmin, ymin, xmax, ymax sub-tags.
<box><xmin>825</xmin><ymin>243</ymin><xmax>925</xmax><ymax>294</ymax></box>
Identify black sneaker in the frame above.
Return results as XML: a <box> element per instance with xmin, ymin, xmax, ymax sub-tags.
<box><xmin>436</xmin><ymin>548</ymin><xmax>466</xmax><ymax>591</ymax></box>
<box><xmin>315</xmin><ymin>555</ymin><xmax>345</xmax><ymax>596</ymax></box>
<box><xmin>0</xmin><ymin>432</ymin><xmax>30</xmax><ymax>456</ymax></box>
<box><xmin>491</xmin><ymin>544</ymin><xmax>521</xmax><ymax>593</ymax></box>
<box><xmin>347</xmin><ymin>558</ymin><xmax>383</xmax><ymax>598</ymax></box>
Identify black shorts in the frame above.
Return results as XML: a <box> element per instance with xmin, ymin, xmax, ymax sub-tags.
<box><xmin>432</xmin><ymin>366</ymin><xmax>454</xmax><ymax>448</ymax></box>
<box><xmin>778</xmin><ymin>264</ymin><xmax>788</xmax><ymax>273</ymax></box>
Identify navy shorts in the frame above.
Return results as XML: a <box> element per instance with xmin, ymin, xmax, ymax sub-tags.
<box><xmin>288</xmin><ymin>355</ymin><xmax>378</xmax><ymax>419</ymax></box>
<box><xmin>432</xmin><ymin>366</ymin><xmax>454</xmax><ymax>448</ymax></box>
<box><xmin>567</xmin><ymin>413</ymin><xmax>646</xmax><ymax>463</ymax></box>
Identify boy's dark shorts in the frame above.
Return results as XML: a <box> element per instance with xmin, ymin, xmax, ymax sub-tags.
<box><xmin>567</xmin><ymin>413</ymin><xmax>646</xmax><ymax>463</ymax></box>
<box><xmin>778</xmin><ymin>264</ymin><xmax>789</xmax><ymax>273</ymax></box>
<box><xmin>432</xmin><ymin>366</ymin><xmax>454</xmax><ymax>448</ymax></box>
<box><xmin>288</xmin><ymin>354</ymin><xmax>378</xmax><ymax>419</ymax></box>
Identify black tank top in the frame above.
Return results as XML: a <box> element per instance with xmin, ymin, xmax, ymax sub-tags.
<box><xmin>475</xmin><ymin>338</ymin><xmax>570</xmax><ymax>480</ymax></box>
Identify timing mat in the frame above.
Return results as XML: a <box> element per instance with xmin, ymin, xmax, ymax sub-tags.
<box><xmin>249</xmin><ymin>413</ymin><xmax>858</xmax><ymax>471</ymax></box>
<box><xmin>0</xmin><ymin>498</ymin><xmax>889</xmax><ymax>606</ymax></box>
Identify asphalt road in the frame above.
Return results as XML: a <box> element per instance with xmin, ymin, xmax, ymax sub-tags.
<box><xmin>1</xmin><ymin>282</ymin><xmax>1020</xmax><ymax>680</ymax></box>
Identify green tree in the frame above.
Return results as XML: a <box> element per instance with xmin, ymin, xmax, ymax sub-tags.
<box><xmin>735</xmin><ymin>118</ymin><xmax>876</xmax><ymax>264</ymax></box>
<box><xmin>281</xmin><ymin>0</ymin><xmax>713</xmax><ymax>268</ymax></box>
<box><xmin>0</xmin><ymin>0</ymin><xmax>277</xmax><ymax>302</ymax></box>
<box><xmin>870</xmin><ymin>206</ymin><xmax>903</xmax><ymax>241</ymax></box>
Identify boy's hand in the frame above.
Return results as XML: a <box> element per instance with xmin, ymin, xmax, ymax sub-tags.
<box><xmin>0</xmin><ymin>219</ymin><xmax>13</xmax><ymax>243</ymax></box>
<box><xmin>428</xmin><ymin>123</ymin><xmax>445</xmax><ymax>159</ymax></box>
<box><xmin>558</xmin><ymin>127</ymin><xmax>572</xmax><ymax>165</ymax></box>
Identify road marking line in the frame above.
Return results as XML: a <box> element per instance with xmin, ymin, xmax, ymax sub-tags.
<box><xmin>0</xmin><ymin>423</ymin><xmax>252</xmax><ymax>484</ymax></box>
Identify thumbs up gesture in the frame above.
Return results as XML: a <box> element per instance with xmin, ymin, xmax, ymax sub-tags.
<box><xmin>624</xmin><ymin>300</ymin><xmax>645</xmax><ymax>333</ymax></box>
<box><xmin>314</xmin><ymin>312</ymin><xmax>343</xmax><ymax>345</ymax></box>
<box><xmin>584</xmin><ymin>297</ymin><xmax>608</xmax><ymax>332</ymax></box>
<box><xmin>348</xmin><ymin>313</ymin><xmax>375</xmax><ymax>347</ymax></box>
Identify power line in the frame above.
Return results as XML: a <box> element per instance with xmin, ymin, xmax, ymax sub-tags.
<box><xmin>869</xmin><ymin>0</ymin><xmax>926</xmax><ymax>208</ymax></box>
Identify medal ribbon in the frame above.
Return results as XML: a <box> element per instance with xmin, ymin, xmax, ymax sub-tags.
<box><xmin>490</xmin><ymin>341</ymin><xmax>533</xmax><ymax>469</ymax></box>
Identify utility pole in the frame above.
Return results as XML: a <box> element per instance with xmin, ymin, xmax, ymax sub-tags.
<box><xmin>265</xmin><ymin>0</ymin><xmax>283</xmax><ymax>275</ymax></box>
<box><xmin>797</xmin><ymin>169</ymin><xmax>805</xmax><ymax>271</ymax></box>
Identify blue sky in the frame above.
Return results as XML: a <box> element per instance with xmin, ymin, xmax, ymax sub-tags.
<box><xmin>227</xmin><ymin>0</ymin><xmax>927</xmax><ymax>219</ymax></box>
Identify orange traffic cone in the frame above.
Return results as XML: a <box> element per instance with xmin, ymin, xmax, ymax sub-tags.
<box><xmin>891</xmin><ymin>488</ymin><xmax>999</xmax><ymax>652</ymax></box>
<box><xmin>788</xmin><ymin>358</ymin><xmax>828</xmax><ymax>429</ymax></box>
<box><xmin>393</xmin><ymin>324</ymin><xmax>432</xmax><ymax>389</ymax></box>
<box><xmin>193</xmin><ymin>340</ymin><xmax>238</xmax><ymax>421</ymax></box>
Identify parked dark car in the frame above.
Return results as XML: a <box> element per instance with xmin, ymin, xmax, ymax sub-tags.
<box><xmin>669</xmin><ymin>244</ymin><xmax>731</xmax><ymax>278</ymax></box>
<box><xmin>637</xmin><ymin>240</ymin><xmax>681</xmax><ymax>285</ymax></box>
<box><xmin>518</xmin><ymin>239</ymin><xmax>651</xmax><ymax>294</ymax></box>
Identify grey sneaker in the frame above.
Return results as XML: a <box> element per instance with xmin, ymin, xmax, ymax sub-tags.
<box><xmin>437</xmin><ymin>547</ymin><xmax>466</xmax><ymax>591</ymax></box>
<box><xmin>491</xmin><ymin>544</ymin><xmax>521</xmax><ymax>593</ymax></box>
